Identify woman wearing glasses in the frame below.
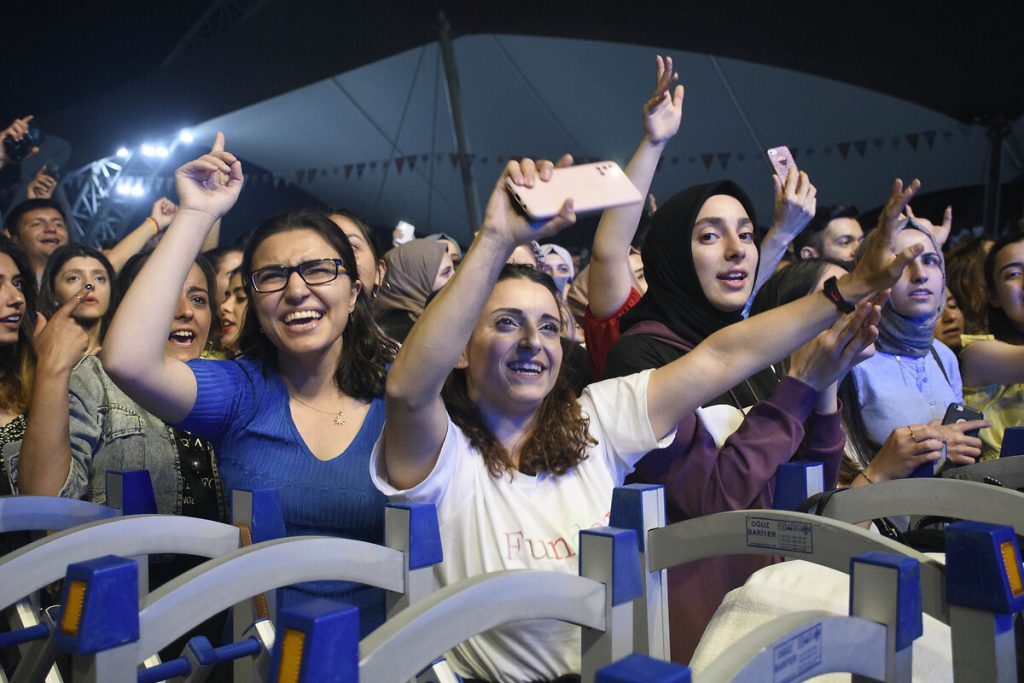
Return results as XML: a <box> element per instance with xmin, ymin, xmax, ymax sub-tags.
<box><xmin>102</xmin><ymin>136</ymin><xmax>398</xmax><ymax>632</ymax></box>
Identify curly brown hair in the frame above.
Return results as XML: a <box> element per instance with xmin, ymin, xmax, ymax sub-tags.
<box><xmin>441</xmin><ymin>264</ymin><xmax>597</xmax><ymax>477</ymax></box>
<box><xmin>946</xmin><ymin>236</ymin><xmax>992</xmax><ymax>335</ymax></box>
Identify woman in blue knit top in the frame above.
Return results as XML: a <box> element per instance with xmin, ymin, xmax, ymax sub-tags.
<box><xmin>101</xmin><ymin>134</ymin><xmax>399</xmax><ymax>633</ymax></box>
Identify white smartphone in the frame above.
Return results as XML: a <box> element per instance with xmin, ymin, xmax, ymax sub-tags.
<box><xmin>506</xmin><ymin>161</ymin><xmax>643</xmax><ymax>220</ymax></box>
<box><xmin>766</xmin><ymin>145</ymin><xmax>797</xmax><ymax>181</ymax></box>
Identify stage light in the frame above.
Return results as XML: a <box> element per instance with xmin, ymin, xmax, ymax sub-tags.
<box><xmin>178</xmin><ymin>130</ymin><xmax>194</xmax><ymax>144</ymax></box>
<box><xmin>116</xmin><ymin>147</ymin><xmax>131</xmax><ymax>159</ymax></box>
<box><xmin>131</xmin><ymin>180</ymin><xmax>145</xmax><ymax>197</ymax></box>
<box><xmin>115</xmin><ymin>180</ymin><xmax>133</xmax><ymax>196</ymax></box>
<box><xmin>141</xmin><ymin>144</ymin><xmax>156</xmax><ymax>157</ymax></box>
<box><xmin>154</xmin><ymin>146</ymin><xmax>170</xmax><ymax>158</ymax></box>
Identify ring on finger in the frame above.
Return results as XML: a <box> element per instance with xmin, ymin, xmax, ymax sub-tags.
<box><xmin>908</xmin><ymin>425</ymin><xmax>918</xmax><ymax>442</ymax></box>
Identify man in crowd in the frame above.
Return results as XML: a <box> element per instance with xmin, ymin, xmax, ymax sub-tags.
<box><xmin>792</xmin><ymin>204</ymin><xmax>863</xmax><ymax>264</ymax></box>
<box><xmin>3</xmin><ymin>198</ymin><xmax>69</xmax><ymax>281</ymax></box>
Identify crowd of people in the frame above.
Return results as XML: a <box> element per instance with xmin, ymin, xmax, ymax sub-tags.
<box><xmin>0</xmin><ymin>56</ymin><xmax>1018</xmax><ymax>682</ymax></box>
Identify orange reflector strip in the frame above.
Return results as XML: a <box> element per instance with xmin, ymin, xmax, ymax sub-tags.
<box><xmin>60</xmin><ymin>580</ymin><xmax>87</xmax><ymax>636</ymax></box>
<box><xmin>1001</xmin><ymin>541</ymin><xmax>1023</xmax><ymax>597</ymax></box>
<box><xmin>276</xmin><ymin>628</ymin><xmax>306</xmax><ymax>683</ymax></box>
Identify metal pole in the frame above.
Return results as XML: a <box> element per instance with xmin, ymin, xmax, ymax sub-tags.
<box><xmin>983</xmin><ymin>115</ymin><xmax>1009</xmax><ymax>235</ymax></box>
<box><xmin>438</xmin><ymin>12</ymin><xmax>481</xmax><ymax>230</ymax></box>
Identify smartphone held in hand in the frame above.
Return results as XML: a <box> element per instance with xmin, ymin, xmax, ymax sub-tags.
<box><xmin>942</xmin><ymin>402</ymin><xmax>984</xmax><ymax>438</ymax></box>
<box><xmin>767</xmin><ymin>145</ymin><xmax>797</xmax><ymax>180</ymax></box>
<box><xmin>506</xmin><ymin>161</ymin><xmax>642</xmax><ymax>220</ymax></box>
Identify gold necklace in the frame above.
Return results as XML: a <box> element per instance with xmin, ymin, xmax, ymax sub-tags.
<box><xmin>289</xmin><ymin>393</ymin><xmax>346</xmax><ymax>426</ymax></box>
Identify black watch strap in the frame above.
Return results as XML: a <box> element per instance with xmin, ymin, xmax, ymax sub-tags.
<box><xmin>822</xmin><ymin>276</ymin><xmax>855</xmax><ymax>314</ymax></box>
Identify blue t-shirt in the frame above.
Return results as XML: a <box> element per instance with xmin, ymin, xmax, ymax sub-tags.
<box><xmin>179</xmin><ymin>356</ymin><xmax>386</xmax><ymax>632</ymax></box>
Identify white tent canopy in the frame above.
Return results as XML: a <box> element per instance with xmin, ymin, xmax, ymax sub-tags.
<box><xmin>191</xmin><ymin>34</ymin><xmax>1012</xmax><ymax>243</ymax></box>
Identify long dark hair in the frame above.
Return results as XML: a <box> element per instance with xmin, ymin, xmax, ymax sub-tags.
<box><xmin>749</xmin><ymin>258</ymin><xmax>874</xmax><ymax>483</ymax></box>
<box><xmin>441</xmin><ymin>264</ymin><xmax>596</xmax><ymax>477</ymax></box>
<box><xmin>0</xmin><ymin>238</ymin><xmax>38</xmax><ymax>413</ymax></box>
<box><xmin>984</xmin><ymin>232</ymin><xmax>1024</xmax><ymax>345</ymax></box>
<box><xmin>235</xmin><ymin>209</ymin><xmax>397</xmax><ymax>400</ymax></box>
<box><xmin>39</xmin><ymin>244</ymin><xmax>119</xmax><ymax>340</ymax></box>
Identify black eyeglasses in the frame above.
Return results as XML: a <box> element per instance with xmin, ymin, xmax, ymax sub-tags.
<box><xmin>250</xmin><ymin>259</ymin><xmax>348</xmax><ymax>293</ymax></box>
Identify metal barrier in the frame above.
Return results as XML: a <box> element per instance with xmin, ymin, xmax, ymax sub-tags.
<box><xmin>595</xmin><ymin>551</ymin><xmax>924</xmax><ymax>683</ymax></box>
<box><xmin>609</xmin><ymin>484</ymin><xmax>945</xmax><ymax>657</ymax></box>
<box><xmin>0</xmin><ymin>470</ymin><xmax>156</xmax><ymax>683</ymax></box>
<box><xmin>50</xmin><ymin>502</ymin><xmax>442</xmax><ymax>683</ymax></box>
<box><xmin>0</xmin><ymin>481</ymin><xmax>278</xmax><ymax>683</ymax></box>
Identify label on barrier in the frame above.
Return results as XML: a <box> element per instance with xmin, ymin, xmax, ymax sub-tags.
<box><xmin>773</xmin><ymin>622</ymin><xmax>822</xmax><ymax>683</ymax></box>
<box><xmin>745</xmin><ymin>516</ymin><xmax>813</xmax><ymax>554</ymax></box>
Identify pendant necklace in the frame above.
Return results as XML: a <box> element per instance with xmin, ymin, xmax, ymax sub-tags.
<box><xmin>289</xmin><ymin>393</ymin><xmax>346</xmax><ymax>426</ymax></box>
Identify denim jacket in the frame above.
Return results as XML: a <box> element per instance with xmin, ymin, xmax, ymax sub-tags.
<box><xmin>8</xmin><ymin>355</ymin><xmax>226</xmax><ymax>517</ymax></box>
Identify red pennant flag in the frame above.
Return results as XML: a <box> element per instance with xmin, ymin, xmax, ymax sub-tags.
<box><xmin>395</xmin><ymin>157</ymin><xmax>404</xmax><ymax>174</ymax></box>
<box><xmin>407</xmin><ymin>155</ymin><xmax>417</xmax><ymax>170</ymax></box>
<box><xmin>854</xmin><ymin>140</ymin><xmax>867</xmax><ymax>157</ymax></box>
<box><xmin>369</xmin><ymin>161</ymin><xmax>377</xmax><ymax>170</ymax></box>
<box><xmin>356</xmin><ymin>163</ymin><xmax>366</xmax><ymax>178</ymax></box>
<box><xmin>449</xmin><ymin>153</ymin><xmax>460</xmax><ymax>168</ymax></box>
<box><xmin>905</xmin><ymin>133</ymin><xmax>919</xmax><ymax>150</ymax></box>
<box><xmin>873</xmin><ymin>138</ymin><xmax>884</xmax><ymax>149</ymax></box>
<box><xmin>701</xmin><ymin>153</ymin><xmax>714</xmax><ymax>170</ymax></box>
<box><xmin>344</xmin><ymin>164</ymin><xmax>353</xmax><ymax>179</ymax></box>
<box><xmin>923</xmin><ymin>131</ymin><xmax>936</xmax><ymax>148</ymax></box>
<box><xmin>296</xmin><ymin>170</ymin><xmax>305</xmax><ymax>185</ymax></box>
<box><xmin>837</xmin><ymin>142</ymin><xmax>850</xmax><ymax>160</ymax></box>
<box><xmin>717</xmin><ymin>152</ymin><xmax>731</xmax><ymax>169</ymax></box>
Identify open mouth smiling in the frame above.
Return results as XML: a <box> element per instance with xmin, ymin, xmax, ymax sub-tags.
<box><xmin>506</xmin><ymin>360</ymin><xmax>545</xmax><ymax>376</ymax></box>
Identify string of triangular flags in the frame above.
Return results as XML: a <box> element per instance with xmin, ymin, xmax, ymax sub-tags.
<box><xmin>138</xmin><ymin>126</ymin><xmax>972</xmax><ymax>194</ymax></box>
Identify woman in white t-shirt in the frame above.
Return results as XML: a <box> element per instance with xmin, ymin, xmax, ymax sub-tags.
<box><xmin>373</xmin><ymin>158</ymin><xmax>922</xmax><ymax>683</ymax></box>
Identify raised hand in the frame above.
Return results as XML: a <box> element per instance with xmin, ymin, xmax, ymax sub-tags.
<box><xmin>642</xmin><ymin>55</ymin><xmax>685</xmax><ymax>146</ymax></box>
<box><xmin>0</xmin><ymin>115</ymin><xmax>38</xmax><ymax>165</ymax></box>
<box><xmin>149</xmin><ymin>197</ymin><xmax>178</xmax><ymax>230</ymax></box>
<box><xmin>32</xmin><ymin>286</ymin><xmax>89</xmax><ymax>374</ymax></box>
<box><xmin>770</xmin><ymin>167</ymin><xmax>817</xmax><ymax>242</ymax></box>
<box><xmin>26</xmin><ymin>165</ymin><xmax>57</xmax><ymax>199</ymax></box>
<box><xmin>481</xmin><ymin>157</ymin><xmax>576</xmax><ymax>248</ymax></box>
<box><xmin>843</xmin><ymin>179</ymin><xmax>922</xmax><ymax>297</ymax></box>
<box><xmin>905</xmin><ymin>204</ymin><xmax>952</xmax><ymax>248</ymax></box>
<box><xmin>174</xmin><ymin>132</ymin><xmax>243</xmax><ymax>220</ymax></box>
<box><xmin>788</xmin><ymin>295</ymin><xmax>881</xmax><ymax>391</ymax></box>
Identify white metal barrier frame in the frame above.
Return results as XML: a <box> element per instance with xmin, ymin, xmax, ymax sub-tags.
<box><xmin>595</xmin><ymin>552</ymin><xmax>925</xmax><ymax>683</ymax></box>
<box><xmin>52</xmin><ymin>502</ymin><xmax>443</xmax><ymax>683</ymax></box>
<box><xmin>609</xmin><ymin>484</ymin><xmax>946</xmax><ymax>661</ymax></box>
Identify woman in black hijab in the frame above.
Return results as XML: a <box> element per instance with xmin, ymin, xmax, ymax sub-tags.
<box><xmin>603</xmin><ymin>180</ymin><xmax>852</xmax><ymax>663</ymax></box>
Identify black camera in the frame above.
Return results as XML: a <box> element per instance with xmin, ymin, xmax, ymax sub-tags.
<box><xmin>2</xmin><ymin>125</ymin><xmax>43</xmax><ymax>163</ymax></box>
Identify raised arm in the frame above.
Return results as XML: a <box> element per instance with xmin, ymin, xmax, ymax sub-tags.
<box><xmin>100</xmin><ymin>134</ymin><xmax>242</xmax><ymax>423</ymax></box>
<box><xmin>751</xmin><ymin>168</ymin><xmax>817</xmax><ymax>296</ymax></box>
<box><xmin>16</xmin><ymin>289</ymin><xmax>88</xmax><ymax>495</ymax></box>
<box><xmin>588</xmin><ymin>55</ymin><xmax>683</xmax><ymax>319</ymax></box>
<box><xmin>646</xmin><ymin>178</ymin><xmax>922</xmax><ymax>439</ymax></box>
<box><xmin>959</xmin><ymin>338</ymin><xmax>1024</xmax><ymax>387</ymax></box>
<box><xmin>383</xmin><ymin>160</ymin><xmax>576</xmax><ymax>489</ymax></box>
<box><xmin>105</xmin><ymin>197</ymin><xmax>177</xmax><ymax>273</ymax></box>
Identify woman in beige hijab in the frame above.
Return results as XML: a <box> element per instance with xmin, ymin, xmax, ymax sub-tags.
<box><xmin>373</xmin><ymin>239</ymin><xmax>453</xmax><ymax>342</ymax></box>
